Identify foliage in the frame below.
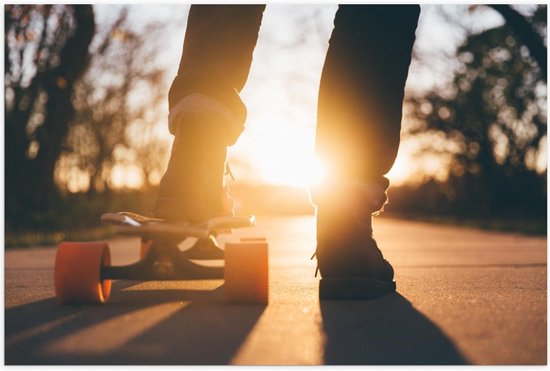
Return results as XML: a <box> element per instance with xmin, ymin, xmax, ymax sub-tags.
<box><xmin>58</xmin><ymin>8</ymin><xmax>169</xmax><ymax>194</ymax></box>
<box><xmin>5</xmin><ymin>5</ymin><xmax>170</xmax><ymax>231</ymax></box>
<box><xmin>5</xmin><ymin>5</ymin><xmax>95</xmax><ymax>225</ymax></box>
<box><xmin>406</xmin><ymin>5</ymin><xmax>547</xmax><ymax>216</ymax></box>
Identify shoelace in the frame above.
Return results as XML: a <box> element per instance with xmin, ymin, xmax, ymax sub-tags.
<box><xmin>310</xmin><ymin>250</ymin><xmax>319</xmax><ymax>278</ymax></box>
<box><xmin>225</xmin><ymin>163</ymin><xmax>235</xmax><ymax>182</ymax></box>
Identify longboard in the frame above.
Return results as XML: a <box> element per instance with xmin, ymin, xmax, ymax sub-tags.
<box><xmin>54</xmin><ymin>211</ymin><xmax>267</xmax><ymax>305</ymax></box>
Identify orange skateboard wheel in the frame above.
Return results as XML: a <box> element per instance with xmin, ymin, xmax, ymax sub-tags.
<box><xmin>54</xmin><ymin>241</ymin><xmax>112</xmax><ymax>304</ymax></box>
<box><xmin>224</xmin><ymin>239</ymin><xmax>268</xmax><ymax>304</ymax></box>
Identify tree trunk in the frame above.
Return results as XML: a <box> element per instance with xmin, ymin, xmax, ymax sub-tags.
<box><xmin>30</xmin><ymin>5</ymin><xmax>96</xmax><ymax>210</ymax></box>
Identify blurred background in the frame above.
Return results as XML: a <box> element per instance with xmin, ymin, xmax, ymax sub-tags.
<box><xmin>4</xmin><ymin>4</ymin><xmax>547</xmax><ymax>246</ymax></box>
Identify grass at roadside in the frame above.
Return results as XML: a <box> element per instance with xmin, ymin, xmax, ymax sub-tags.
<box><xmin>5</xmin><ymin>189</ymin><xmax>155</xmax><ymax>248</ymax></box>
<box><xmin>384</xmin><ymin>213</ymin><xmax>547</xmax><ymax>236</ymax></box>
<box><xmin>5</xmin><ymin>227</ymin><xmax>115</xmax><ymax>248</ymax></box>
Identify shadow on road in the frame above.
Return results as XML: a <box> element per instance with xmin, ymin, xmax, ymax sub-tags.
<box><xmin>320</xmin><ymin>292</ymin><xmax>468</xmax><ymax>365</ymax></box>
<box><xmin>7</xmin><ymin>282</ymin><xmax>467</xmax><ymax>365</ymax></box>
<box><xmin>5</xmin><ymin>281</ymin><xmax>265</xmax><ymax>364</ymax></box>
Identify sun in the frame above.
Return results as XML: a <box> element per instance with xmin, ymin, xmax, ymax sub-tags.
<box><xmin>258</xmin><ymin>150</ymin><xmax>327</xmax><ymax>188</ymax></box>
<box><xmin>233</xmin><ymin>113</ymin><xmax>328</xmax><ymax>189</ymax></box>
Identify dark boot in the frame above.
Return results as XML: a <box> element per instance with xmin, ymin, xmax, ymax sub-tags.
<box><xmin>312</xmin><ymin>180</ymin><xmax>396</xmax><ymax>300</ymax></box>
<box><xmin>153</xmin><ymin>111</ymin><xmax>233</xmax><ymax>223</ymax></box>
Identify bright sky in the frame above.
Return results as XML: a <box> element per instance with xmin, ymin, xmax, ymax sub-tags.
<box><xmin>94</xmin><ymin>4</ymin><xmax>507</xmax><ymax>189</ymax></box>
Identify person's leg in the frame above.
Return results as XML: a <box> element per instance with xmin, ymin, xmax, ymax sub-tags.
<box><xmin>155</xmin><ymin>5</ymin><xmax>265</xmax><ymax>222</ymax></box>
<box><xmin>312</xmin><ymin>5</ymin><xmax>420</xmax><ymax>299</ymax></box>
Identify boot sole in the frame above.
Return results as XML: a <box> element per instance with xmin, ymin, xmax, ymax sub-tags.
<box><xmin>319</xmin><ymin>277</ymin><xmax>396</xmax><ymax>300</ymax></box>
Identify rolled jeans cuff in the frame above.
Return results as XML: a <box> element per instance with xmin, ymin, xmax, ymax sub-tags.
<box><xmin>168</xmin><ymin>93</ymin><xmax>245</xmax><ymax>145</ymax></box>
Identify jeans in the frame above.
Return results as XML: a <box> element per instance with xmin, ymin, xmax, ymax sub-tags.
<box><xmin>169</xmin><ymin>4</ymin><xmax>420</xmax><ymax>194</ymax></box>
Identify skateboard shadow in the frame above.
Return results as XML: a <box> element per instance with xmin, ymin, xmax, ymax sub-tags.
<box><xmin>5</xmin><ymin>280</ymin><xmax>265</xmax><ymax>365</ymax></box>
<box><xmin>110</xmin><ymin>282</ymin><xmax>268</xmax><ymax>364</ymax></box>
<box><xmin>319</xmin><ymin>292</ymin><xmax>468</xmax><ymax>365</ymax></box>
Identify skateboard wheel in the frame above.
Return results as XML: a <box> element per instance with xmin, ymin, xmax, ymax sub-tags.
<box><xmin>224</xmin><ymin>239</ymin><xmax>268</xmax><ymax>304</ymax></box>
<box><xmin>54</xmin><ymin>241</ymin><xmax>112</xmax><ymax>304</ymax></box>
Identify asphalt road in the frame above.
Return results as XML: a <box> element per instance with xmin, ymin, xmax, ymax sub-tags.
<box><xmin>4</xmin><ymin>216</ymin><xmax>547</xmax><ymax>365</ymax></box>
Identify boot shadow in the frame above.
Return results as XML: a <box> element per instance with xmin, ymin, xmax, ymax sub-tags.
<box><xmin>320</xmin><ymin>292</ymin><xmax>468</xmax><ymax>365</ymax></box>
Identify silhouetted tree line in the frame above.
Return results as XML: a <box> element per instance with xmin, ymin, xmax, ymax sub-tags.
<box><xmin>5</xmin><ymin>5</ymin><xmax>168</xmax><ymax>230</ymax></box>
<box><xmin>5</xmin><ymin>5</ymin><xmax>95</xmax><ymax>224</ymax></box>
<box><xmin>61</xmin><ymin>8</ymin><xmax>167</xmax><ymax>195</ymax></box>
<box><xmin>399</xmin><ymin>5</ymin><xmax>546</xmax><ymax>218</ymax></box>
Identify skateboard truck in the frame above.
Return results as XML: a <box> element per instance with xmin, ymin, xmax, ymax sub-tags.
<box><xmin>100</xmin><ymin>236</ymin><xmax>225</xmax><ymax>281</ymax></box>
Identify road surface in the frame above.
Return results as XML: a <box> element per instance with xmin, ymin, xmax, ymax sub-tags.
<box><xmin>5</xmin><ymin>216</ymin><xmax>547</xmax><ymax>365</ymax></box>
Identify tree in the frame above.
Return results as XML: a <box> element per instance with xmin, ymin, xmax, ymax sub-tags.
<box><xmin>57</xmin><ymin>8</ymin><xmax>168</xmax><ymax>194</ymax></box>
<box><xmin>406</xmin><ymin>5</ymin><xmax>546</xmax><ymax>216</ymax></box>
<box><xmin>5</xmin><ymin>5</ymin><xmax>95</xmax><ymax>224</ymax></box>
<box><xmin>488</xmin><ymin>5</ymin><xmax>547</xmax><ymax>82</ymax></box>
